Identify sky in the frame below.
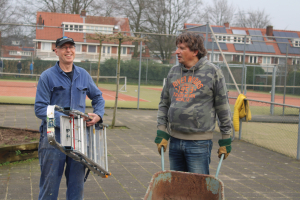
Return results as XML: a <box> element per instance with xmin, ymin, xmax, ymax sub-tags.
<box><xmin>226</xmin><ymin>0</ymin><xmax>300</xmax><ymax>31</ymax></box>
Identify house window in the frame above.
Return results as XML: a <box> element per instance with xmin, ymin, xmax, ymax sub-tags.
<box><xmin>85</xmin><ymin>25</ymin><xmax>113</xmax><ymax>34</ymax></box>
<box><xmin>41</xmin><ymin>42</ymin><xmax>52</xmax><ymax>51</ymax></box>
<box><xmin>102</xmin><ymin>46</ymin><xmax>111</xmax><ymax>54</ymax></box>
<box><xmin>233</xmin><ymin>55</ymin><xmax>243</xmax><ymax>62</ymax></box>
<box><xmin>249</xmin><ymin>56</ymin><xmax>258</xmax><ymax>64</ymax></box>
<box><xmin>272</xmin><ymin>57</ymin><xmax>279</xmax><ymax>64</ymax></box>
<box><xmin>293</xmin><ymin>39</ymin><xmax>300</xmax><ymax>47</ymax></box>
<box><xmin>22</xmin><ymin>51</ymin><xmax>32</xmax><ymax>56</ymax></box>
<box><xmin>12</xmin><ymin>41</ymin><xmax>20</xmax><ymax>45</ymax></box>
<box><xmin>88</xmin><ymin>45</ymin><xmax>96</xmax><ymax>53</ymax></box>
<box><xmin>215</xmin><ymin>35</ymin><xmax>251</xmax><ymax>44</ymax></box>
<box><xmin>122</xmin><ymin>47</ymin><xmax>127</xmax><ymax>54</ymax></box>
<box><xmin>75</xmin><ymin>44</ymin><xmax>82</xmax><ymax>53</ymax></box>
<box><xmin>9</xmin><ymin>51</ymin><xmax>18</xmax><ymax>55</ymax></box>
<box><xmin>210</xmin><ymin>54</ymin><xmax>219</xmax><ymax>62</ymax></box>
<box><xmin>293</xmin><ymin>59</ymin><xmax>300</xmax><ymax>65</ymax></box>
<box><xmin>263</xmin><ymin>57</ymin><xmax>271</xmax><ymax>64</ymax></box>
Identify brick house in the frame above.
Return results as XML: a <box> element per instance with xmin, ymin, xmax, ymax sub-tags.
<box><xmin>34</xmin><ymin>11</ymin><xmax>134</xmax><ymax>62</ymax></box>
<box><xmin>1</xmin><ymin>35</ymin><xmax>34</xmax><ymax>60</ymax></box>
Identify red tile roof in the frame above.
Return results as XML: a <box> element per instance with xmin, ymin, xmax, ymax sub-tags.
<box><xmin>184</xmin><ymin>23</ymin><xmax>300</xmax><ymax>57</ymax></box>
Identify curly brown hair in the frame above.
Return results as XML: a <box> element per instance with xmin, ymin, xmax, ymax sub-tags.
<box><xmin>176</xmin><ymin>32</ymin><xmax>207</xmax><ymax>59</ymax></box>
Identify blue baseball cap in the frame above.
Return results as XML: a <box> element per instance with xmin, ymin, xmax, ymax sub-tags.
<box><xmin>55</xmin><ymin>36</ymin><xmax>75</xmax><ymax>47</ymax></box>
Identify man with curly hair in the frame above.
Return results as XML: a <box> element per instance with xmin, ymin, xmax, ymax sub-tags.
<box><xmin>155</xmin><ymin>32</ymin><xmax>232</xmax><ymax>174</ymax></box>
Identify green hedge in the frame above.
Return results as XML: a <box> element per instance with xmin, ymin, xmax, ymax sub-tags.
<box><xmin>1</xmin><ymin>58</ymin><xmax>172</xmax><ymax>86</ymax></box>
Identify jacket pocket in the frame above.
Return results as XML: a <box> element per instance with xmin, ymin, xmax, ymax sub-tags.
<box><xmin>77</xmin><ymin>86</ymin><xmax>87</xmax><ymax>107</ymax></box>
<box><xmin>168</xmin><ymin>106</ymin><xmax>198</xmax><ymax>132</ymax></box>
<box><xmin>51</xmin><ymin>86</ymin><xmax>66</xmax><ymax>106</ymax></box>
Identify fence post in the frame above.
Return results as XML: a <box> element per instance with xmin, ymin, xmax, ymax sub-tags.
<box><xmin>270</xmin><ymin>65</ymin><xmax>277</xmax><ymax>115</ymax></box>
<box><xmin>211</xmin><ymin>37</ymin><xmax>214</xmax><ymax>62</ymax></box>
<box><xmin>205</xmin><ymin>22</ymin><xmax>209</xmax><ymax>49</ymax></box>
<box><xmin>297</xmin><ymin>109</ymin><xmax>300</xmax><ymax>160</ymax></box>
<box><xmin>137</xmin><ymin>40</ymin><xmax>142</xmax><ymax>109</ymax></box>
<box><xmin>253</xmin><ymin>66</ymin><xmax>255</xmax><ymax>90</ymax></box>
<box><xmin>283</xmin><ymin>44</ymin><xmax>288</xmax><ymax>115</ymax></box>
<box><xmin>239</xmin><ymin>118</ymin><xmax>242</xmax><ymax>140</ymax></box>
<box><xmin>244</xmin><ymin>66</ymin><xmax>247</xmax><ymax>95</ymax></box>
<box><xmin>241</xmin><ymin>35</ymin><xmax>246</xmax><ymax>94</ymax></box>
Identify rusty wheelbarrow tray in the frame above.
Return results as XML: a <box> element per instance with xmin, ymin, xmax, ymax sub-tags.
<box><xmin>144</xmin><ymin>148</ymin><xmax>225</xmax><ymax>200</ymax></box>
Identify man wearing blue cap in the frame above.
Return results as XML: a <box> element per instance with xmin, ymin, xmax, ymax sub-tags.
<box><xmin>35</xmin><ymin>36</ymin><xmax>105</xmax><ymax>200</ymax></box>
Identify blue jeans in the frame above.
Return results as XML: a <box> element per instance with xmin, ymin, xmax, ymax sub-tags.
<box><xmin>38</xmin><ymin>148</ymin><xmax>85</xmax><ymax>200</ymax></box>
<box><xmin>169</xmin><ymin>137</ymin><xmax>213</xmax><ymax>174</ymax></box>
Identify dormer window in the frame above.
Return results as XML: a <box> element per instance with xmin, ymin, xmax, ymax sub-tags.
<box><xmin>12</xmin><ymin>41</ymin><xmax>20</xmax><ymax>45</ymax></box>
<box><xmin>293</xmin><ymin>39</ymin><xmax>300</xmax><ymax>47</ymax></box>
<box><xmin>215</xmin><ymin>34</ymin><xmax>251</xmax><ymax>44</ymax></box>
<box><xmin>62</xmin><ymin>22</ymin><xmax>113</xmax><ymax>34</ymax></box>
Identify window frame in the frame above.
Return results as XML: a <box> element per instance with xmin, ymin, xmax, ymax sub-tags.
<box><xmin>262</xmin><ymin>57</ymin><xmax>271</xmax><ymax>64</ymax></box>
<box><xmin>249</xmin><ymin>56</ymin><xmax>258</xmax><ymax>64</ymax></box>
<box><xmin>87</xmin><ymin>45</ymin><xmax>97</xmax><ymax>53</ymax></box>
<box><xmin>41</xmin><ymin>42</ymin><xmax>52</xmax><ymax>52</ymax></box>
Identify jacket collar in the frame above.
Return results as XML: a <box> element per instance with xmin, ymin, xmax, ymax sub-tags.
<box><xmin>180</xmin><ymin>56</ymin><xmax>208</xmax><ymax>72</ymax></box>
<box><xmin>55</xmin><ymin>61</ymin><xmax>80</xmax><ymax>79</ymax></box>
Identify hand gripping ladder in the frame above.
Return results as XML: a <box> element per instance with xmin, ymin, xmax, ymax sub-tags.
<box><xmin>46</xmin><ymin>105</ymin><xmax>111</xmax><ymax>180</ymax></box>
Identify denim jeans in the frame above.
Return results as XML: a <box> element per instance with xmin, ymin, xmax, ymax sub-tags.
<box><xmin>38</xmin><ymin>148</ymin><xmax>85</xmax><ymax>200</ymax></box>
<box><xmin>169</xmin><ymin>136</ymin><xmax>213</xmax><ymax>174</ymax></box>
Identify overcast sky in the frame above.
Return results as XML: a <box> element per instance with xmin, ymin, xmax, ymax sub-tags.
<box><xmin>225</xmin><ymin>0</ymin><xmax>300</xmax><ymax>31</ymax></box>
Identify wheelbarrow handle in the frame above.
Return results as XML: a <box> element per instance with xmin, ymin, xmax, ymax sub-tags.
<box><xmin>161</xmin><ymin>146</ymin><xmax>164</xmax><ymax>171</ymax></box>
<box><xmin>215</xmin><ymin>154</ymin><xmax>224</xmax><ymax>178</ymax></box>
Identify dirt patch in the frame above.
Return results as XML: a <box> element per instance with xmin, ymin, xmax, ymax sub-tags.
<box><xmin>0</xmin><ymin>128</ymin><xmax>40</xmax><ymax>146</ymax></box>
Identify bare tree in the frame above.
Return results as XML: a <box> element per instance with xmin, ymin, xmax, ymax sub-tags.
<box><xmin>234</xmin><ymin>8</ymin><xmax>271</xmax><ymax>28</ymax></box>
<box><xmin>143</xmin><ymin>0</ymin><xmax>202</xmax><ymax>63</ymax></box>
<box><xmin>19</xmin><ymin>0</ymin><xmax>94</xmax><ymax>14</ymax></box>
<box><xmin>202</xmin><ymin>0</ymin><xmax>235</xmax><ymax>25</ymax></box>
<box><xmin>88</xmin><ymin>0</ymin><xmax>120</xmax><ymax>17</ymax></box>
<box><xmin>0</xmin><ymin>0</ymin><xmax>17</xmax><ymax>33</ymax></box>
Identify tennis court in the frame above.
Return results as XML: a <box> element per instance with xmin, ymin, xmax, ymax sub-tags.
<box><xmin>0</xmin><ymin>80</ymin><xmax>149</xmax><ymax>102</ymax></box>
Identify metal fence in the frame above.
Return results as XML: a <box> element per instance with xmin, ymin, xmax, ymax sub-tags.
<box><xmin>227</xmin><ymin>97</ymin><xmax>300</xmax><ymax>160</ymax></box>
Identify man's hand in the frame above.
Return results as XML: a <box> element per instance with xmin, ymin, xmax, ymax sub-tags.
<box><xmin>154</xmin><ymin>130</ymin><xmax>170</xmax><ymax>155</ymax></box>
<box><xmin>83</xmin><ymin>113</ymin><xmax>101</xmax><ymax>127</ymax></box>
<box><xmin>218</xmin><ymin>137</ymin><xmax>231</xmax><ymax>159</ymax></box>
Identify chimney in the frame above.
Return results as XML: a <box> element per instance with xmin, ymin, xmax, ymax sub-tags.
<box><xmin>80</xmin><ymin>10</ymin><xmax>86</xmax><ymax>17</ymax></box>
<box><xmin>266</xmin><ymin>25</ymin><xmax>273</xmax><ymax>37</ymax></box>
<box><xmin>113</xmin><ymin>25</ymin><xmax>120</xmax><ymax>34</ymax></box>
<box><xmin>38</xmin><ymin>15</ymin><xmax>43</xmax><ymax>26</ymax></box>
<box><xmin>224</xmin><ymin>22</ymin><xmax>229</xmax><ymax>28</ymax></box>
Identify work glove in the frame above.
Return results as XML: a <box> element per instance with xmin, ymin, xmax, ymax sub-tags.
<box><xmin>218</xmin><ymin>137</ymin><xmax>231</xmax><ymax>160</ymax></box>
<box><xmin>154</xmin><ymin>130</ymin><xmax>170</xmax><ymax>155</ymax></box>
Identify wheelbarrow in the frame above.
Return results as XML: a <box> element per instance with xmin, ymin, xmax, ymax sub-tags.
<box><xmin>144</xmin><ymin>147</ymin><xmax>225</xmax><ymax>200</ymax></box>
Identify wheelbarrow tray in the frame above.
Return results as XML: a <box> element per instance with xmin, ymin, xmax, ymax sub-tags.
<box><xmin>144</xmin><ymin>170</ymin><xmax>224</xmax><ymax>200</ymax></box>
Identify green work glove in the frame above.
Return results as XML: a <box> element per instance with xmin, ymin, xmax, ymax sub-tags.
<box><xmin>154</xmin><ymin>130</ymin><xmax>170</xmax><ymax>155</ymax></box>
<box><xmin>218</xmin><ymin>137</ymin><xmax>231</xmax><ymax>160</ymax></box>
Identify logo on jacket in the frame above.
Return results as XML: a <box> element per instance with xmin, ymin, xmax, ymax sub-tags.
<box><xmin>172</xmin><ymin>76</ymin><xmax>203</xmax><ymax>102</ymax></box>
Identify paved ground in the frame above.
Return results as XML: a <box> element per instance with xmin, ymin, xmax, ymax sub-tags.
<box><xmin>0</xmin><ymin>105</ymin><xmax>300</xmax><ymax>200</ymax></box>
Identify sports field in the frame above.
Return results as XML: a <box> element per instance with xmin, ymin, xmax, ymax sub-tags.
<box><xmin>1</xmin><ymin>80</ymin><xmax>300</xmax><ymax>110</ymax></box>
<box><xmin>0</xmin><ymin>80</ymin><xmax>162</xmax><ymax>109</ymax></box>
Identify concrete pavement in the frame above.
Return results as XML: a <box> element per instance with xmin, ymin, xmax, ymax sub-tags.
<box><xmin>0</xmin><ymin>105</ymin><xmax>300</xmax><ymax>199</ymax></box>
